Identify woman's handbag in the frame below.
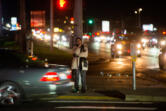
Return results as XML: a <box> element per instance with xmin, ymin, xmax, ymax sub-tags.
<box><xmin>81</xmin><ymin>58</ymin><xmax>88</xmax><ymax>71</ymax></box>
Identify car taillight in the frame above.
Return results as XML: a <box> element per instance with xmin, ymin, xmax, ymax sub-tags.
<box><xmin>128</xmin><ymin>49</ymin><xmax>130</xmax><ymax>53</ymax></box>
<box><xmin>67</xmin><ymin>70</ymin><xmax>72</xmax><ymax>79</ymax></box>
<box><xmin>40</xmin><ymin>72</ymin><xmax>60</xmax><ymax>82</ymax></box>
<box><xmin>67</xmin><ymin>74</ymin><xmax>72</xmax><ymax>79</ymax></box>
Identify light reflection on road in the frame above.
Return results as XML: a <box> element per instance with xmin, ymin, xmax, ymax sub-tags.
<box><xmin>91</xmin><ymin>42</ymin><xmax>159</xmax><ymax>71</ymax></box>
<box><xmin>108</xmin><ymin>55</ymin><xmax>159</xmax><ymax>72</ymax></box>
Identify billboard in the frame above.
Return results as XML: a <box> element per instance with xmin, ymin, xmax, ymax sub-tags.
<box><xmin>102</xmin><ymin>20</ymin><xmax>110</xmax><ymax>32</ymax></box>
<box><xmin>11</xmin><ymin>17</ymin><xmax>17</xmax><ymax>31</ymax></box>
<box><xmin>31</xmin><ymin>11</ymin><xmax>46</xmax><ymax>28</ymax></box>
<box><xmin>142</xmin><ymin>24</ymin><xmax>154</xmax><ymax>31</ymax></box>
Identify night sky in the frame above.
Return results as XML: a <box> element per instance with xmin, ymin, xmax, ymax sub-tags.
<box><xmin>1</xmin><ymin>0</ymin><xmax>166</xmax><ymax>27</ymax></box>
<box><xmin>84</xmin><ymin>0</ymin><xmax>166</xmax><ymax>27</ymax></box>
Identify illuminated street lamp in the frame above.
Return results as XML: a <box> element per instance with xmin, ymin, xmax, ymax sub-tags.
<box><xmin>134</xmin><ymin>8</ymin><xmax>143</xmax><ymax>29</ymax></box>
<box><xmin>134</xmin><ymin>11</ymin><xmax>138</xmax><ymax>14</ymax></box>
<box><xmin>139</xmin><ymin>8</ymin><xmax>143</xmax><ymax>12</ymax></box>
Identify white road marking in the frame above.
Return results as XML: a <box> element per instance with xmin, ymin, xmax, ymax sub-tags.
<box><xmin>55</xmin><ymin>106</ymin><xmax>157</xmax><ymax>110</ymax></box>
<box><xmin>49</xmin><ymin>100</ymin><xmax>153</xmax><ymax>104</ymax></box>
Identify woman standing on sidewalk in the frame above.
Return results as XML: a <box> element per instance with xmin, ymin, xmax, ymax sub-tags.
<box><xmin>71</xmin><ymin>38</ymin><xmax>88</xmax><ymax>93</ymax></box>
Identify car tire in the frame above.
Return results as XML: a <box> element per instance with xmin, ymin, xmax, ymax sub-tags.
<box><xmin>0</xmin><ymin>81</ymin><xmax>24</xmax><ymax>105</ymax></box>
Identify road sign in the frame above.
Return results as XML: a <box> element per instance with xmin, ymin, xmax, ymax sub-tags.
<box><xmin>130</xmin><ymin>43</ymin><xmax>137</xmax><ymax>56</ymax></box>
<box><xmin>132</xmin><ymin>56</ymin><xmax>137</xmax><ymax>62</ymax></box>
<box><xmin>130</xmin><ymin>42</ymin><xmax>136</xmax><ymax>90</ymax></box>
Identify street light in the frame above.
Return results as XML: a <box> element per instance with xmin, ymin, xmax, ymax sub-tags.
<box><xmin>134</xmin><ymin>11</ymin><xmax>138</xmax><ymax>14</ymax></box>
<box><xmin>139</xmin><ymin>8</ymin><xmax>143</xmax><ymax>12</ymax></box>
<box><xmin>134</xmin><ymin>8</ymin><xmax>143</xmax><ymax>29</ymax></box>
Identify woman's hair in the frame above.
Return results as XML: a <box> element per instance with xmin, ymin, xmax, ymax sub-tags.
<box><xmin>76</xmin><ymin>37</ymin><xmax>82</xmax><ymax>41</ymax></box>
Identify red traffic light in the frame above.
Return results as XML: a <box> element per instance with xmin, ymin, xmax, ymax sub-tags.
<box><xmin>57</xmin><ymin>0</ymin><xmax>67</xmax><ymax>8</ymax></box>
<box><xmin>70</xmin><ymin>17</ymin><xmax>74</xmax><ymax>21</ymax></box>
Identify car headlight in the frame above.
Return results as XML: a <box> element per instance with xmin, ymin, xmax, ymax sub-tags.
<box><xmin>160</xmin><ymin>41</ymin><xmax>166</xmax><ymax>46</ymax></box>
<box><xmin>117</xmin><ymin>44</ymin><xmax>122</xmax><ymax>49</ymax></box>
<box><xmin>137</xmin><ymin>50</ymin><xmax>141</xmax><ymax>54</ymax></box>
<box><xmin>141</xmin><ymin>38</ymin><xmax>148</xmax><ymax>43</ymax></box>
<box><xmin>94</xmin><ymin>37</ymin><xmax>100</xmax><ymax>42</ymax></box>
<box><xmin>137</xmin><ymin>44</ymin><xmax>141</xmax><ymax>48</ymax></box>
<box><xmin>118</xmin><ymin>51</ymin><xmax>122</xmax><ymax>55</ymax></box>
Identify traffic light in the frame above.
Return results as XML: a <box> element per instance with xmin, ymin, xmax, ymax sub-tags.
<box><xmin>88</xmin><ymin>19</ymin><xmax>94</xmax><ymax>25</ymax></box>
<box><xmin>163</xmin><ymin>31</ymin><xmax>166</xmax><ymax>35</ymax></box>
<box><xmin>57</xmin><ymin>0</ymin><xmax>67</xmax><ymax>9</ymax></box>
<box><xmin>70</xmin><ymin>17</ymin><xmax>74</xmax><ymax>24</ymax></box>
<box><xmin>88</xmin><ymin>32</ymin><xmax>92</xmax><ymax>36</ymax></box>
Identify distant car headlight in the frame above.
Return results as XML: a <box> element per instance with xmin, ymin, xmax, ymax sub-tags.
<box><xmin>160</xmin><ymin>41</ymin><xmax>166</xmax><ymax>46</ymax></box>
<box><xmin>53</xmin><ymin>34</ymin><xmax>60</xmax><ymax>41</ymax></box>
<box><xmin>94</xmin><ymin>37</ymin><xmax>100</xmax><ymax>42</ymax></box>
<box><xmin>117</xmin><ymin>44</ymin><xmax>122</xmax><ymax>49</ymax></box>
<box><xmin>62</xmin><ymin>35</ymin><xmax>67</xmax><ymax>41</ymax></box>
<box><xmin>137</xmin><ymin>50</ymin><xmax>141</xmax><ymax>54</ymax></box>
<box><xmin>142</xmin><ymin>43</ymin><xmax>146</xmax><ymax>47</ymax></box>
<box><xmin>118</xmin><ymin>50</ymin><xmax>122</xmax><ymax>55</ymax></box>
<box><xmin>152</xmin><ymin>38</ymin><xmax>158</xmax><ymax>43</ymax></box>
<box><xmin>141</xmin><ymin>38</ymin><xmax>148</xmax><ymax>43</ymax></box>
<box><xmin>137</xmin><ymin>44</ymin><xmax>141</xmax><ymax>48</ymax></box>
<box><xmin>45</xmin><ymin>34</ymin><xmax>51</xmax><ymax>40</ymax></box>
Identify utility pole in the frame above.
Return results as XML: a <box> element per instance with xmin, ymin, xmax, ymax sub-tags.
<box><xmin>134</xmin><ymin>8</ymin><xmax>143</xmax><ymax>29</ymax></box>
<box><xmin>20</xmin><ymin>0</ymin><xmax>27</xmax><ymax>53</ymax></box>
<box><xmin>121</xmin><ymin>17</ymin><xmax>125</xmax><ymax>29</ymax></box>
<box><xmin>73</xmin><ymin>0</ymin><xmax>83</xmax><ymax>45</ymax></box>
<box><xmin>50</xmin><ymin>0</ymin><xmax>54</xmax><ymax>51</ymax></box>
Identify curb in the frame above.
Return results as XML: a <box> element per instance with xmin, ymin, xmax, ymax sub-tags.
<box><xmin>126</xmin><ymin>95</ymin><xmax>166</xmax><ymax>102</ymax></box>
<box><xmin>40</xmin><ymin>95</ymin><xmax>121</xmax><ymax>101</ymax></box>
<box><xmin>56</xmin><ymin>96</ymin><xmax>121</xmax><ymax>101</ymax></box>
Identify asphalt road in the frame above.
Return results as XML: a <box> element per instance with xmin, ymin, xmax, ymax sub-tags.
<box><xmin>88</xmin><ymin>41</ymin><xmax>165</xmax><ymax>83</ymax></box>
<box><xmin>1</xmin><ymin>100</ymin><xmax>165</xmax><ymax>111</ymax></box>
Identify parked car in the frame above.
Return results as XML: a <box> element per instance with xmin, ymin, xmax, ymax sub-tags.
<box><xmin>0</xmin><ymin>49</ymin><xmax>73</xmax><ymax>105</ymax></box>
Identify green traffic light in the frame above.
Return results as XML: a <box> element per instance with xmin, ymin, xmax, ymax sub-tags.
<box><xmin>88</xmin><ymin>19</ymin><xmax>94</xmax><ymax>24</ymax></box>
<box><xmin>89</xmin><ymin>32</ymin><xmax>92</xmax><ymax>36</ymax></box>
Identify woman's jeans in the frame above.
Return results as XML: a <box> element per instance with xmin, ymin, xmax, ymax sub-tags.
<box><xmin>72</xmin><ymin>69</ymin><xmax>86</xmax><ymax>91</ymax></box>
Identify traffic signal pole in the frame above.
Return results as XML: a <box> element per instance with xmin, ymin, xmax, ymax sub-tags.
<box><xmin>50</xmin><ymin>0</ymin><xmax>54</xmax><ymax>51</ymax></box>
<box><xmin>73</xmin><ymin>0</ymin><xmax>83</xmax><ymax>45</ymax></box>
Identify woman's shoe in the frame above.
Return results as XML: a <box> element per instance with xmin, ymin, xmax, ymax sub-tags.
<box><xmin>73</xmin><ymin>89</ymin><xmax>79</xmax><ymax>93</ymax></box>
